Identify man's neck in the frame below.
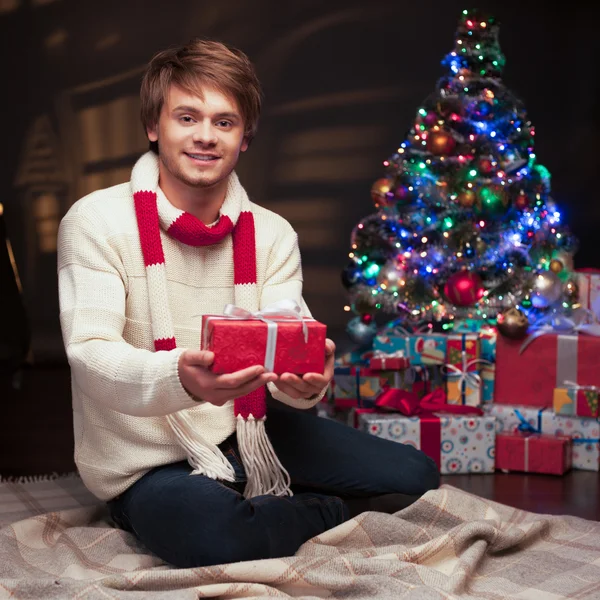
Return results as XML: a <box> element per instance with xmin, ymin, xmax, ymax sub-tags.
<box><xmin>158</xmin><ymin>171</ymin><xmax>228</xmax><ymax>225</ymax></box>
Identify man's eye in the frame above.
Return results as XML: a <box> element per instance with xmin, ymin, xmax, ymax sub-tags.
<box><xmin>180</xmin><ymin>116</ymin><xmax>194</xmax><ymax>123</ymax></box>
<box><xmin>217</xmin><ymin>121</ymin><xmax>232</xmax><ymax>127</ymax></box>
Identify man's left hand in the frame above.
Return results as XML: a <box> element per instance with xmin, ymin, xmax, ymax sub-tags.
<box><xmin>271</xmin><ymin>338</ymin><xmax>335</xmax><ymax>400</ymax></box>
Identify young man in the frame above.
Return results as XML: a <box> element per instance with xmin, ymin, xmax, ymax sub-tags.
<box><xmin>57</xmin><ymin>38</ymin><xmax>439</xmax><ymax>569</ymax></box>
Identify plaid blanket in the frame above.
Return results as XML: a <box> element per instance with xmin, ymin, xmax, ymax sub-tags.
<box><xmin>1</xmin><ymin>476</ymin><xmax>600</xmax><ymax>599</ymax></box>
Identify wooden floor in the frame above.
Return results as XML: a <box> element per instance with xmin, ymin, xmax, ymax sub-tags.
<box><xmin>442</xmin><ymin>470</ymin><xmax>600</xmax><ymax>521</ymax></box>
<box><xmin>2</xmin><ymin>365</ymin><xmax>599</xmax><ymax>521</ymax></box>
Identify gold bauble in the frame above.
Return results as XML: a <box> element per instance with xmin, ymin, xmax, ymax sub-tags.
<box><xmin>496</xmin><ymin>307</ymin><xmax>529</xmax><ymax>340</ymax></box>
<box><xmin>457</xmin><ymin>189</ymin><xmax>476</xmax><ymax>208</ymax></box>
<box><xmin>370</xmin><ymin>178</ymin><xmax>393</xmax><ymax>208</ymax></box>
<box><xmin>549</xmin><ymin>259</ymin><xmax>563</xmax><ymax>273</ymax></box>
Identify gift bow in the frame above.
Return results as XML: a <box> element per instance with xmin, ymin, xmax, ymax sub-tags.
<box><xmin>519</xmin><ymin>311</ymin><xmax>600</xmax><ymax>354</ymax></box>
<box><xmin>222</xmin><ymin>299</ymin><xmax>309</xmax><ymax>343</ymax></box>
<box><xmin>441</xmin><ymin>358</ymin><xmax>493</xmax><ymax>397</ymax></box>
<box><xmin>375</xmin><ymin>388</ymin><xmax>483</xmax><ymax>416</ymax></box>
<box><xmin>514</xmin><ymin>408</ymin><xmax>543</xmax><ymax>434</ymax></box>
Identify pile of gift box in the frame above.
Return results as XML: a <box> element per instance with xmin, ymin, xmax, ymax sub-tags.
<box><xmin>320</xmin><ymin>292</ymin><xmax>600</xmax><ymax>476</ymax></box>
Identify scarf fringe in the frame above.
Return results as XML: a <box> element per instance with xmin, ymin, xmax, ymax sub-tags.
<box><xmin>236</xmin><ymin>415</ymin><xmax>292</xmax><ymax>499</ymax></box>
<box><xmin>166</xmin><ymin>413</ymin><xmax>235</xmax><ymax>482</ymax></box>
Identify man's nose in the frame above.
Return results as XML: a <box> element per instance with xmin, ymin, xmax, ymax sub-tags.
<box><xmin>192</xmin><ymin>122</ymin><xmax>218</xmax><ymax>145</ymax></box>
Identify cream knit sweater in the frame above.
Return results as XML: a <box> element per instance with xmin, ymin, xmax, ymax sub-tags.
<box><xmin>58</xmin><ymin>175</ymin><xmax>325</xmax><ymax>501</ymax></box>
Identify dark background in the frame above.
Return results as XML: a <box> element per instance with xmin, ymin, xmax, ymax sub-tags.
<box><xmin>0</xmin><ymin>0</ymin><xmax>599</xmax><ymax>473</ymax></box>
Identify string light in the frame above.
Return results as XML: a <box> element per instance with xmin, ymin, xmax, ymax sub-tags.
<box><xmin>341</xmin><ymin>8</ymin><xmax>576</xmax><ymax>332</ymax></box>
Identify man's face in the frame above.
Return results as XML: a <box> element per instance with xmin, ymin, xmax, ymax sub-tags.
<box><xmin>147</xmin><ymin>84</ymin><xmax>248</xmax><ymax>192</ymax></box>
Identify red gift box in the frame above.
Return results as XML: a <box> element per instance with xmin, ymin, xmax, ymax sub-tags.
<box><xmin>201</xmin><ymin>314</ymin><xmax>326</xmax><ymax>374</ymax></box>
<box><xmin>495</xmin><ymin>333</ymin><xmax>600</xmax><ymax>408</ymax></box>
<box><xmin>369</xmin><ymin>355</ymin><xmax>410</xmax><ymax>370</ymax></box>
<box><xmin>496</xmin><ymin>432</ymin><xmax>572</xmax><ymax>475</ymax></box>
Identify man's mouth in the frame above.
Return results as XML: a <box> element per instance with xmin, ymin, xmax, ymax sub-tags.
<box><xmin>185</xmin><ymin>152</ymin><xmax>220</xmax><ymax>162</ymax></box>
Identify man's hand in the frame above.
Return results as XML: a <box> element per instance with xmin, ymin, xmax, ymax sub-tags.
<box><xmin>271</xmin><ymin>338</ymin><xmax>335</xmax><ymax>400</ymax></box>
<box><xmin>178</xmin><ymin>350</ymin><xmax>277</xmax><ymax>406</ymax></box>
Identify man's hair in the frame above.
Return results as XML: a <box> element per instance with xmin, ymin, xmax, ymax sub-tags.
<box><xmin>140</xmin><ymin>38</ymin><xmax>263</xmax><ymax>153</ymax></box>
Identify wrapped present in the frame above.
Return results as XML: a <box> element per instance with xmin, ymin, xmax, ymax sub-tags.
<box><xmin>445</xmin><ymin>371</ymin><xmax>481</xmax><ymax>406</ymax></box>
<box><xmin>454</xmin><ymin>320</ymin><xmax>497</xmax><ymax>362</ymax></box>
<box><xmin>496</xmin><ymin>432</ymin><xmax>572</xmax><ymax>475</ymax></box>
<box><xmin>331</xmin><ymin>366</ymin><xmax>384</xmax><ymax>409</ymax></box>
<box><xmin>446</xmin><ymin>333</ymin><xmax>480</xmax><ymax>371</ymax></box>
<box><xmin>442</xmin><ymin>354</ymin><xmax>492</xmax><ymax>407</ymax></box>
<box><xmin>495</xmin><ymin>328</ymin><xmax>600</xmax><ymax>408</ymax></box>
<box><xmin>201</xmin><ymin>301</ymin><xmax>326</xmax><ymax>374</ymax></box>
<box><xmin>576</xmin><ymin>268</ymin><xmax>600</xmax><ymax>320</ymax></box>
<box><xmin>480</xmin><ymin>363</ymin><xmax>496</xmax><ymax>403</ymax></box>
<box><xmin>369</xmin><ymin>350</ymin><xmax>410</xmax><ymax>371</ymax></box>
<box><xmin>374</xmin><ymin>329</ymin><xmax>446</xmax><ymax>366</ymax></box>
<box><xmin>336</xmin><ymin>348</ymin><xmax>374</xmax><ymax>367</ymax></box>
<box><xmin>553</xmin><ymin>383</ymin><xmax>599</xmax><ymax>418</ymax></box>
<box><xmin>484</xmin><ymin>403</ymin><xmax>600</xmax><ymax>472</ymax></box>
<box><xmin>357</xmin><ymin>406</ymin><xmax>495</xmax><ymax>475</ymax></box>
<box><xmin>479</xmin><ymin>327</ymin><xmax>497</xmax><ymax>363</ymax></box>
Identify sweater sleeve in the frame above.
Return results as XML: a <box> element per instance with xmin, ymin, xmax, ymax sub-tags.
<box><xmin>260</xmin><ymin>223</ymin><xmax>330</xmax><ymax>410</ymax></box>
<box><xmin>57</xmin><ymin>208</ymin><xmax>199</xmax><ymax>418</ymax></box>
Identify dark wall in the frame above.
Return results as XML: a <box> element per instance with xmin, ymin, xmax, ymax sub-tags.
<box><xmin>1</xmin><ymin>0</ymin><xmax>598</xmax><ymax>364</ymax></box>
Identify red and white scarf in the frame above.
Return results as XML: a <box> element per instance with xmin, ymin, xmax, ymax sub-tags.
<box><xmin>131</xmin><ymin>151</ymin><xmax>291</xmax><ymax>498</ymax></box>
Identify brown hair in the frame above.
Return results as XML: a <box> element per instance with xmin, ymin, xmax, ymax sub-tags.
<box><xmin>140</xmin><ymin>38</ymin><xmax>263</xmax><ymax>153</ymax></box>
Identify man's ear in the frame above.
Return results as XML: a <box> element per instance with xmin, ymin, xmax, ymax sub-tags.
<box><xmin>147</xmin><ymin>125</ymin><xmax>158</xmax><ymax>143</ymax></box>
<box><xmin>241</xmin><ymin>137</ymin><xmax>249</xmax><ymax>152</ymax></box>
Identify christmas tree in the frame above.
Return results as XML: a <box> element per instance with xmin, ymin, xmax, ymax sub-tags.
<box><xmin>342</xmin><ymin>8</ymin><xmax>578</xmax><ymax>346</ymax></box>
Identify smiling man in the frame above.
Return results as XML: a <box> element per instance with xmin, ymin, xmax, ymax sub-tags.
<box><xmin>57</xmin><ymin>38</ymin><xmax>440</xmax><ymax>569</ymax></box>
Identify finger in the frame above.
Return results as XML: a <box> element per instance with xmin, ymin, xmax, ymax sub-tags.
<box><xmin>325</xmin><ymin>338</ymin><xmax>336</xmax><ymax>356</ymax></box>
<box><xmin>184</xmin><ymin>350</ymin><xmax>215</xmax><ymax>368</ymax></box>
<box><xmin>302</xmin><ymin>373</ymin><xmax>328</xmax><ymax>391</ymax></box>
<box><xmin>279</xmin><ymin>373</ymin><xmax>313</xmax><ymax>395</ymax></box>
<box><xmin>214</xmin><ymin>365</ymin><xmax>267</xmax><ymax>389</ymax></box>
<box><xmin>215</xmin><ymin>373</ymin><xmax>277</xmax><ymax>401</ymax></box>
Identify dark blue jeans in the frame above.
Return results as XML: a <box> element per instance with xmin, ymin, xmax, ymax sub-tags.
<box><xmin>108</xmin><ymin>401</ymin><xmax>439</xmax><ymax>568</ymax></box>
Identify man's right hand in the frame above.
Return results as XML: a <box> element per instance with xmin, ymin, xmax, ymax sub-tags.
<box><xmin>178</xmin><ymin>349</ymin><xmax>276</xmax><ymax>406</ymax></box>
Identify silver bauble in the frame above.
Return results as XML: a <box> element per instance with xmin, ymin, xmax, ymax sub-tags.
<box><xmin>346</xmin><ymin>317</ymin><xmax>377</xmax><ymax>347</ymax></box>
<box><xmin>530</xmin><ymin>270</ymin><xmax>563</xmax><ymax>308</ymax></box>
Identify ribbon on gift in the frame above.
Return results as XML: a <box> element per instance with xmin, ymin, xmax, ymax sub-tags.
<box><xmin>201</xmin><ymin>299</ymin><xmax>310</xmax><ymax>372</ymax></box>
<box><xmin>519</xmin><ymin>312</ymin><xmax>600</xmax><ymax>354</ymax></box>
<box><xmin>441</xmin><ymin>357</ymin><xmax>493</xmax><ymax>406</ymax></box>
<box><xmin>560</xmin><ymin>379</ymin><xmax>599</xmax><ymax>417</ymax></box>
<box><xmin>371</xmin><ymin>349</ymin><xmax>407</xmax><ymax>370</ymax></box>
<box><xmin>514</xmin><ymin>407</ymin><xmax>545</xmax><ymax>434</ymax></box>
<box><xmin>517</xmin><ymin>311</ymin><xmax>600</xmax><ymax>392</ymax></box>
<box><xmin>372</xmin><ymin>388</ymin><xmax>482</xmax><ymax>470</ymax></box>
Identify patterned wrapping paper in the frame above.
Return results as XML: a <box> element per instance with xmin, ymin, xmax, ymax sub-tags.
<box><xmin>446</xmin><ymin>371</ymin><xmax>481</xmax><ymax>406</ymax></box>
<box><xmin>357</xmin><ymin>412</ymin><xmax>496</xmax><ymax>474</ymax></box>
<box><xmin>373</xmin><ymin>332</ymin><xmax>447</xmax><ymax>366</ymax></box>
<box><xmin>446</xmin><ymin>333</ymin><xmax>480</xmax><ymax>371</ymax></box>
<box><xmin>484</xmin><ymin>403</ymin><xmax>600</xmax><ymax>471</ymax></box>
<box><xmin>495</xmin><ymin>432</ymin><xmax>572</xmax><ymax>475</ymax></box>
<box><xmin>553</xmin><ymin>385</ymin><xmax>599</xmax><ymax>418</ymax></box>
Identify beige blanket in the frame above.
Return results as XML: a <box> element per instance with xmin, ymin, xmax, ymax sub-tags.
<box><xmin>1</xmin><ymin>480</ymin><xmax>599</xmax><ymax>599</ymax></box>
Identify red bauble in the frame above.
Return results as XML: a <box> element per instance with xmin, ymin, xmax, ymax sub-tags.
<box><xmin>426</xmin><ymin>131</ymin><xmax>456</xmax><ymax>155</ymax></box>
<box><xmin>479</xmin><ymin>158</ymin><xmax>494</xmax><ymax>174</ymax></box>
<box><xmin>361</xmin><ymin>313</ymin><xmax>374</xmax><ymax>324</ymax></box>
<box><xmin>444</xmin><ymin>271</ymin><xmax>485</xmax><ymax>307</ymax></box>
<box><xmin>394</xmin><ymin>184</ymin><xmax>412</xmax><ymax>204</ymax></box>
<box><xmin>514</xmin><ymin>190</ymin><xmax>530</xmax><ymax>210</ymax></box>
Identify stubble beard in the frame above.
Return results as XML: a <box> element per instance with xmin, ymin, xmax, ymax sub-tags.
<box><xmin>160</xmin><ymin>150</ymin><xmax>226</xmax><ymax>190</ymax></box>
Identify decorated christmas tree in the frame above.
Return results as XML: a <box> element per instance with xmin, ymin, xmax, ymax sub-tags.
<box><xmin>342</xmin><ymin>8</ymin><xmax>578</xmax><ymax>346</ymax></box>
